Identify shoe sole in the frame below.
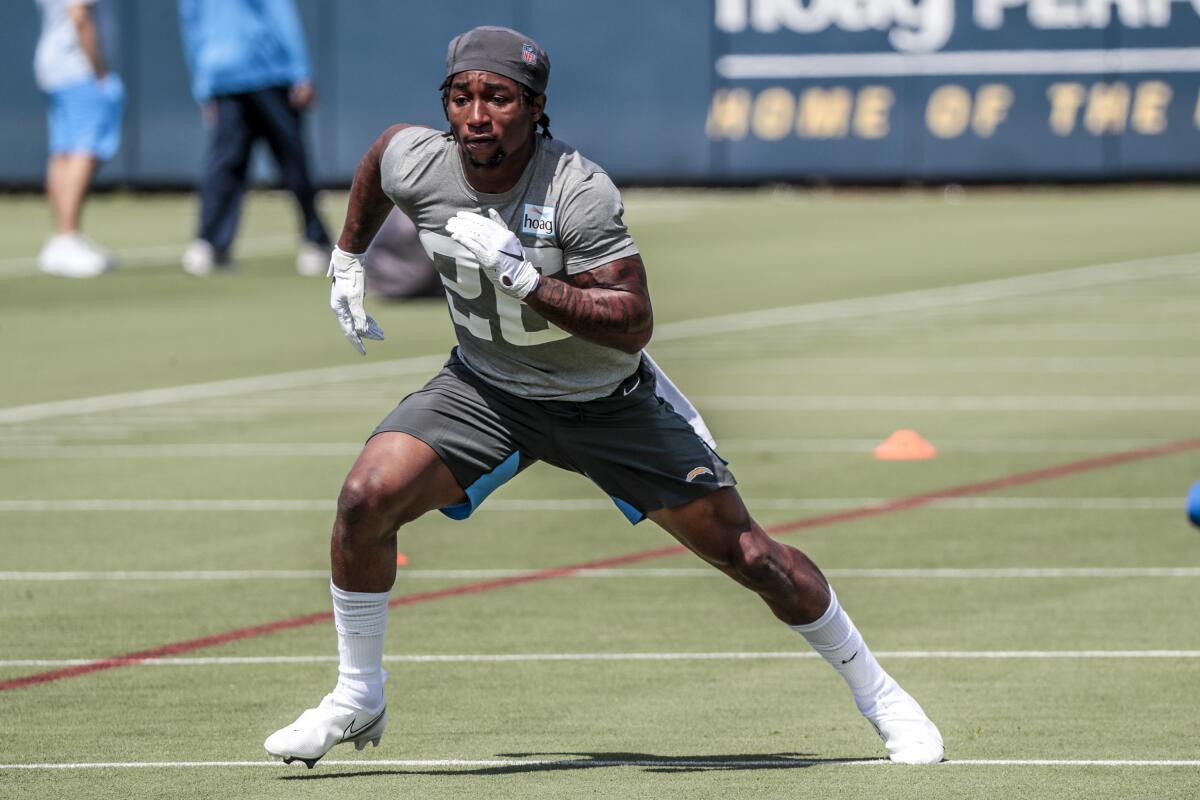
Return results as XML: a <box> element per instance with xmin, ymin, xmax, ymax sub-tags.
<box><xmin>39</xmin><ymin>263</ymin><xmax>108</xmax><ymax>278</ymax></box>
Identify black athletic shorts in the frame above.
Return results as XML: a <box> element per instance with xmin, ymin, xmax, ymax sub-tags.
<box><xmin>371</xmin><ymin>349</ymin><xmax>736</xmax><ymax>524</ymax></box>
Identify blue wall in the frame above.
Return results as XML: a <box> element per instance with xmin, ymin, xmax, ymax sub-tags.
<box><xmin>4</xmin><ymin>0</ymin><xmax>1200</xmax><ymax>186</ymax></box>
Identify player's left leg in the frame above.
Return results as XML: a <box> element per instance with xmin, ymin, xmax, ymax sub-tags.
<box><xmin>648</xmin><ymin>487</ymin><xmax>944</xmax><ymax>764</ymax></box>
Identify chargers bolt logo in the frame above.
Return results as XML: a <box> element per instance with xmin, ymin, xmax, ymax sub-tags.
<box><xmin>686</xmin><ymin>467</ymin><xmax>714</xmax><ymax>482</ymax></box>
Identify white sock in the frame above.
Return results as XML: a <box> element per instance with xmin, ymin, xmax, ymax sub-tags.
<box><xmin>329</xmin><ymin>581</ymin><xmax>389</xmax><ymax>712</ymax></box>
<box><xmin>789</xmin><ymin>587</ymin><xmax>888</xmax><ymax>702</ymax></box>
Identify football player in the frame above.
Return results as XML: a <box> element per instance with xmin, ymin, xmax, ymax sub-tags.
<box><xmin>265</xmin><ymin>26</ymin><xmax>943</xmax><ymax>768</ymax></box>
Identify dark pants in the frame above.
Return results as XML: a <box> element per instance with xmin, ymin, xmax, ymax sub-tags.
<box><xmin>198</xmin><ymin>85</ymin><xmax>329</xmax><ymax>255</ymax></box>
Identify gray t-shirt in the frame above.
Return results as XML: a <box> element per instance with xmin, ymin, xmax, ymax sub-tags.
<box><xmin>380</xmin><ymin>127</ymin><xmax>641</xmax><ymax>401</ymax></box>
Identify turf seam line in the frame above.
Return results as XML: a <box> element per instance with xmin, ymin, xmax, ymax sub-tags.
<box><xmin>2</xmin><ymin>758</ymin><xmax>1199</xmax><ymax>770</ymax></box>
<box><xmin>4</xmin><ymin>566</ymin><xmax>1199</xmax><ymax>582</ymax></box>
<box><xmin>2</xmin><ymin>436</ymin><xmax>1197</xmax><ymax>693</ymax></box>
<box><xmin>0</xmin><ymin>438</ymin><xmax>1185</xmax><ymax>459</ymax></box>
<box><xmin>7</xmin><ymin>650</ymin><xmax>1200</xmax><ymax>668</ymax></box>
<box><xmin>2</xmin><ymin>249</ymin><xmax>1195</xmax><ymax>424</ymax></box>
<box><xmin>0</xmin><ymin>496</ymin><xmax>1183</xmax><ymax>512</ymax></box>
<box><xmin>0</xmin><ymin>234</ymin><xmax>298</xmax><ymax>278</ymax></box>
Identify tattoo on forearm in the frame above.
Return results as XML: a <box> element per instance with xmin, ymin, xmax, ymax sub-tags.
<box><xmin>525</xmin><ymin>257</ymin><xmax>653</xmax><ymax>353</ymax></box>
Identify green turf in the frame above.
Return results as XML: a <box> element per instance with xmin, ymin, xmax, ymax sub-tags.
<box><xmin>1</xmin><ymin>186</ymin><xmax>1199</xmax><ymax>799</ymax></box>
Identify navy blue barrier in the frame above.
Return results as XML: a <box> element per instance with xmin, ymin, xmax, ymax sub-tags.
<box><xmin>2</xmin><ymin>0</ymin><xmax>1198</xmax><ymax>185</ymax></box>
<box><xmin>709</xmin><ymin>0</ymin><xmax>1200</xmax><ymax>180</ymax></box>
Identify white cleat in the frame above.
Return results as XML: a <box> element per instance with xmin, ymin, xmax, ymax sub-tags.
<box><xmin>264</xmin><ymin>698</ymin><xmax>387</xmax><ymax>769</ymax></box>
<box><xmin>856</xmin><ymin>676</ymin><xmax>944</xmax><ymax>764</ymax></box>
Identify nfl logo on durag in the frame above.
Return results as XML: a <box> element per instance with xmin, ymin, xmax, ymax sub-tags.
<box><xmin>522</xmin><ymin>204</ymin><xmax>555</xmax><ymax>237</ymax></box>
<box><xmin>522</xmin><ymin>43</ymin><xmax>537</xmax><ymax>65</ymax></box>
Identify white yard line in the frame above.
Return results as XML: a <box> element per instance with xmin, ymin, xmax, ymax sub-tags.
<box><xmin>2</xmin><ymin>757</ymin><xmax>1198</xmax><ymax>770</ymax></box>
<box><xmin>2</xmin><ymin>251</ymin><xmax>1195</xmax><ymax>425</ymax></box>
<box><xmin>697</xmin><ymin>395</ymin><xmax>1200</xmax><ymax>411</ymax></box>
<box><xmin>651</xmin><ymin>251</ymin><xmax>1199</xmax><ymax>341</ymax></box>
<box><xmin>5</xmin><ymin>650</ymin><xmax>1200</xmax><ymax>668</ymax></box>
<box><xmin>0</xmin><ymin>355</ymin><xmax>446</xmax><ymax>426</ymax></box>
<box><xmin>0</xmin><ymin>497</ymin><xmax>1179</xmax><ymax>512</ymax></box>
<box><xmin>0</xmin><ymin>499</ymin><xmax>334</xmax><ymax>511</ymax></box>
<box><xmin>719</xmin><ymin>439</ymin><xmax>1168</xmax><ymax>454</ymax></box>
<box><xmin>0</xmin><ymin>443</ymin><xmax>364</xmax><ymax>459</ymax></box>
<box><xmin>643</xmin><ymin>356</ymin><xmax>1200</xmax><ymax>374</ymax></box>
<box><xmin>1</xmin><ymin>567</ymin><xmax>1196</xmax><ymax>582</ymax></box>
<box><xmin>0</xmin><ymin>235</ymin><xmax>296</xmax><ymax>279</ymax></box>
<box><xmin>0</xmin><ymin>439</ymin><xmax>1177</xmax><ymax>458</ymax></box>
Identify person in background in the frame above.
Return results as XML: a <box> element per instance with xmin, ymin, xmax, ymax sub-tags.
<box><xmin>34</xmin><ymin>0</ymin><xmax>124</xmax><ymax>278</ymax></box>
<box><xmin>178</xmin><ymin>0</ymin><xmax>331</xmax><ymax>276</ymax></box>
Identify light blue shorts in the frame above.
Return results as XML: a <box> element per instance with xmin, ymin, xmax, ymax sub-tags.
<box><xmin>47</xmin><ymin>75</ymin><xmax>125</xmax><ymax>161</ymax></box>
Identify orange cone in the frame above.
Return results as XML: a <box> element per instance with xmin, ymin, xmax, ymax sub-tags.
<box><xmin>396</xmin><ymin>552</ymin><xmax>410</xmax><ymax>567</ymax></box>
<box><xmin>874</xmin><ymin>429</ymin><xmax>937</xmax><ymax>460</ymax></box>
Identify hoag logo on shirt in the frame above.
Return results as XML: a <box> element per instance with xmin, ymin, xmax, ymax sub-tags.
<box><xmin>521</xmin><ymin>204</ymin><xmax>555</xmax><ymax>237</ymax></box>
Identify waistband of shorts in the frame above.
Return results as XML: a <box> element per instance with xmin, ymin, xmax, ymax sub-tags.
<box><xmin>445</xmin><ymin>348</ymin><xmax>651</xmax><ymax>411</ymax></box>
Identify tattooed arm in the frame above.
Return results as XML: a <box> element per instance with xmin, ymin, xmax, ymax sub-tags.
<box><xmin>523</xmin><ymin>255</ymin><xmax>653</xmax><ymax>354</ymax></box>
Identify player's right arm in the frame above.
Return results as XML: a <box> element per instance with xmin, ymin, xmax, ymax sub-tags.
<box><xmin>328</xmin><ymin>125</ymin><xmax>422</xmax><ymax>356</ymax></box>
<box><xmin>337</xmin><ymin>124</ymin><xmax>417</xmax><ymax>252</ymax></box>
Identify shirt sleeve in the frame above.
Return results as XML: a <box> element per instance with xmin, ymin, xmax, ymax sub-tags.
<box><xmin>379</xmin><ymin>126</ymin><xmax>438</xmax><ymax>213</ymax></box>
<box><xmin>177</xmin><ymin>0</ymin><xmax>203</xmax><ymax>96</ymax></box>
<box><xmin>555</xmin><ymin>171</ymin><xmax>640</xmax><ymax>275</ymax></box>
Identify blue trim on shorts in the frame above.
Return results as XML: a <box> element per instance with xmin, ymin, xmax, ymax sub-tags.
<box><xmin>439</xmin><ymin>451</ymin><xmax>521</xmax><ymax>520</ymax></box>
<box><xmin>611</xmin><ymin>496</ymin><xmax>646</xmax><ymax>525</ymax></box>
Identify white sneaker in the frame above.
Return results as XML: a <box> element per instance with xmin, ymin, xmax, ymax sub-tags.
<box><xmin>38</xmin><ymin>233</ymin><xmax>108</xmax><ymax>278</ymax></box>
<box><xmin>74</xmin><ymin>233</ymin><xmax>118</xmax><ymax>271</ymax></box>
<box><xmin>182</xmin><ymin>239</ymin><xmax>236</xmax><ymax>276</ymax></box>
<box><xmin>856</xmin><ymin>676</ymin><xmax>944</xmax><ymax>764</ymax></box>
<box><xmin>296</xmin><ymin>241</ymin><xmax>331</xmax><ymax>276</ymax></box>
<box><xmin>264</xmin><ymin>697</ymin><xmax>386</xmax><ymax>769</ymax></box>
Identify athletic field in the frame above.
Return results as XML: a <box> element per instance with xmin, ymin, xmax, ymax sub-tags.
<box><xmin>2</xmin><ymin>186</ymin><xmax>1198</xmax><ymax>799</ymax></box>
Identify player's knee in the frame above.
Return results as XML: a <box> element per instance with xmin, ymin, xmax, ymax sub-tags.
<box><xmin>336</xmin><ymin>470</ymin><xmax>419</xmax><ymax>530</ymax></box>
<box><xmin>730</xmin><ymin>532</ymin><xmax>782</xmax><ymax>590</ymax></box>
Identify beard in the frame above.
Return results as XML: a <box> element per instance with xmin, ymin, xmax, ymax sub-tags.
<box><xmin>468</xmin><ymin>148</ymin><xmax>506</xmax><ymax>168</ymax></box>
<box><xmin>454</xmin><ymin>133</ymin><xmax>507</xmax><ymax>168</ymax></box>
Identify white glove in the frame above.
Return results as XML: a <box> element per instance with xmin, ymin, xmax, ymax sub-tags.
<box><xmin>327</xmin><ymin>247</ymin><xmax>385</xmax><ymax>355</ymax></box>
<box><xmin>445</xmin><ymin>208</ymin><xmax>541</xmax><ymax>299</ymax></box>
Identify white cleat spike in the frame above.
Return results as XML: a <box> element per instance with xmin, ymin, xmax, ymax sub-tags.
<box><xmin>264</xmin><ymin>697</ymin><xmax>387</xmax><ymax>768</ymax></box>
<box><xmin>856</xmin><ymin>676</ymin><xmax>944</xmax><ymax>765</ymax></box>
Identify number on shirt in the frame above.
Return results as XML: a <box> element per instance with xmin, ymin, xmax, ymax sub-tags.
<box><xmin>419</xmin><ymin>231</ymin><xmax>570</xmax><ymax>347</ymax></box>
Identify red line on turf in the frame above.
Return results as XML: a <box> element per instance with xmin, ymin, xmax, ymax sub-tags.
<box><xmin>3</xmin><ymin>437</ymin><xmax>1197</xmax><ymax>693</ymax></box>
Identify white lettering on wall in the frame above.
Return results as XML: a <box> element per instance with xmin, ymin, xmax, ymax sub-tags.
<box><xmin>718</xmin><ymin>0</ymin><xmax>1200</xmax><ymax>54</ymax></box>
<box><xmin>975</xmin><ymin>0</ymin><xmax>1199</xmax><ymax>30</ymax></box>
<box><xmin>715</xmin><ymin>0</ymin><xmax>955</xmax><ymax>53</ymax></box>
